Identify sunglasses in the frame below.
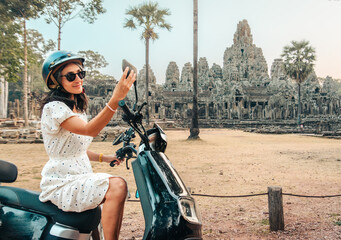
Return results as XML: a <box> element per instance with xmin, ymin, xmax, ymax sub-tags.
<box><xmin>61</xmin><ymin>71</ymin><xmax>86</xmax><ymax>82</ymax></box>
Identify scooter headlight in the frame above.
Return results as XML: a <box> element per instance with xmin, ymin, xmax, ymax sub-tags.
<box><xmin>178</xmin><ymin>198</ymin><xmax>201</xmax><ymax>224</ymax></box>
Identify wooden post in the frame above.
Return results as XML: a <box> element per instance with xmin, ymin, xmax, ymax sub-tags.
<box><xmin>268</xmin><ymin>186</ymin><xmax>284</xmax><ymax>231</ymax></box>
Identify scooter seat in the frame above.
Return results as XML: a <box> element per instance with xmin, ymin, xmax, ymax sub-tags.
<box><xmin>0</xmin><ymin>186</ymin><xmax>101</xmax><ymax>233</ymax></box>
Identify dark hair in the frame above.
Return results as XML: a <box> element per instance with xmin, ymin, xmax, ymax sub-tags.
<box><xmin>40</xmin><ymin>63</ymin><xmax>88</xmax><ymax>114</ymax></box>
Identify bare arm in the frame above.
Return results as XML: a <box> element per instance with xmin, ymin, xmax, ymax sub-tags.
<box><xmin>61</xmin><ymin>67</ymin><xmax>136</xmax><ymax>137</ymax></box>
<box><xmin>87</xmin><ymin>150</ymin><xmax>123</xmax><ymax>165</ymax></box>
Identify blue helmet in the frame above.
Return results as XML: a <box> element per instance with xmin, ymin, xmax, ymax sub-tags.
<box><xmin>42</xmin><ymin>50</ymin><xmax>84</xmax><ymax>89</ymax></box>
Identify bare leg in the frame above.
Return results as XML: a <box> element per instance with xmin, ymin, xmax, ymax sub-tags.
<box><xmin>117</xmin><ymin>202</ymin><xmax>125</xmax><ymax>234</ymax></box>
<box><xmin>101</xmin><ymin>177</ymin><xmax>127</xmax><ymax>240</ymax></box>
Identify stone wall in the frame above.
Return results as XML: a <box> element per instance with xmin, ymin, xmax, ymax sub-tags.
<box><xmin>0</xmin><ymin>119</ymin><xmax>42</xmax><ymax>143</ymax></box>
<box><xmin>0</xmin><ymin>118</ymin><xmax>126</xmax><ymax>143</ymax></box>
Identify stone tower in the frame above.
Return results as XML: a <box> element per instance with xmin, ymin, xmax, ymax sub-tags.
<box><xmin>268</xmin><ymin>58</ymin><xmax>295</xmax><ymax>93</ymax></box>
<box><xmin>164</xmin><ymin>61</ymin><xmax>180</xmax><ymax>91</ymax></box>
<box><xmin>179</xmin><ymin>62</ymin><xmax>193</xmax><ymax>92</ymax></box>
<box><xmin>223</xmin><ymin>19</ymin><xmax>269</xmax><ymax>87</ymax></box>
<box><xmin>137</xmin><ymin>64</ymin><xmax>157</xmax><ymax>101</ymax></box>
<box><xmin>209</xmin><ymin>63</ymin><xmax>223</xmax><ymax>95</ymax></box>
<box><xmin>198</xmin><ymin>57</ymin><xmax>210</xmax><ymax>91</ymax></box>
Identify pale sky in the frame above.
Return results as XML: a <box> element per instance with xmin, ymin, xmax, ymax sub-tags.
<box><xmin>28</xmin><ymin>0</ymin><xmax>341</xmax><ymax>83</ymax></box>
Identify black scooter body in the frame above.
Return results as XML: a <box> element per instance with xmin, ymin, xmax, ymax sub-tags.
<box><xmin>132</xmin><ymin>148</ymin><xmax>202</xmax><ymax>240</ymax></box>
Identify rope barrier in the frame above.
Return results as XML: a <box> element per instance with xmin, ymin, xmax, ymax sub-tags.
<box><xmin>191</xmin><ymin>192</ymin><xmax>341</xmax><ymax>199</ymax></box>
<box><xmin>127</xmin><ymin>192</ymin><xmax>341</xmax><ymax>201</ymax></box>
<box><xmin>282</xmin><ymin>193</ymin><xmax>341</xmax><ymax>198</ymax></box>
<box><xmin>191</xmin><ymin>193</ymin><xmax>268</xmax><ymax>198</ymax></box>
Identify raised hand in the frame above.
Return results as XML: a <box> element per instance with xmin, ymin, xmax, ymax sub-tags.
<box><xmin>112</xmin><ymin>67</ymin><xmax>136</xmax><ymax>102</ymax></box>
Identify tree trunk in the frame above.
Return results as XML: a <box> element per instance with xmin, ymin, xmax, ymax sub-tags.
<box><xmin>145</xmin><ymin>38</ymin><xmax>150</xmax><ymax>125</ymax></box>
<box><xmin>23</xmin><ymin>18</ymin><xmax>29</xmax><ymax>127</ymax></box>
<box><xmin>189</xmin><ymin>0</ymin><xmax>199</xmax><ymax>139</ymax></box>
<box><xmin>0</xmin><ymin>76</ymin><xmax>8</xmax><ymax>118</ymax></box>
<box><xmin>58</xmin><ymin>0</ymin><xmax>62</xmax><ymax>50</ymax></box>
<box><xmin>297</xmin><ymin>83</ymin><xmax>301</xmax><ymax>126</ymax></box>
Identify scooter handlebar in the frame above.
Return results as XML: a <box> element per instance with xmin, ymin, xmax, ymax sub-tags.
<box><xmin>119</xmin><ymin>100</ymin><xmax>134</xmax><ymax>121</ymax></box>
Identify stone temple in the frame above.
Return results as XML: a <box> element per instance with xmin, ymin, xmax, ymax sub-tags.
<box><xmin>3</xmin><ymin>19</ymin><xmax>341</xmax><ymax>132</ymax></box>
<box><xmin>81</xmin><ymin>19</ymin><xmax>341</xmax><ymax>130</ymax></box>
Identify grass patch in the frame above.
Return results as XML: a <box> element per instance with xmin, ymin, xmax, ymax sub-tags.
<box><xmin>330</xmin><ymin>213</ymin><xmax>341</xmax><ymax>226</ymax></box>
<box><xmin>261</xmin><ymin>219</ymin><xmax>269</xmax><ymax>225</ymax></box>
<box><xmin>202</xmin><ymin>228</ymin><xmax>213</xmax><ymax>235</ymax></box>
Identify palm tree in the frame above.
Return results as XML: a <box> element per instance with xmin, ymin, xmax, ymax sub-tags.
<box><xmin>281</xmin><ymin>40</ymin><xmax>316</xmax><ymax>126</ymax></box>
<box><xmin>124</xmin><ymin>2</ymin><xmax>172</xmax><ymax>125</ymax></box>
<box><xmin>188</xmin><ymin>0</ymin><xmax>199</xmax><ymax>139</ymax></box>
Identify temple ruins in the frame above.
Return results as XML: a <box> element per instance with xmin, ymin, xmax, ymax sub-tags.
<box><xmin>2</xmin><ymin>19</ymin><xmax>341</xmax><ymax>136</ymax></box>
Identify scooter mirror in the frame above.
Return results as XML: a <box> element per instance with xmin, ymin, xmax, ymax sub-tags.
<box><xmin>112</xmin><ymin>132</ymin><xmax>124</xmax><ymax>146</ymax></box>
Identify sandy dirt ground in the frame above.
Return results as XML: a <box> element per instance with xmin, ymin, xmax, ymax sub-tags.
<box><xmin>1</xmin><ymin>129</ymin><xmax>341</xmax><ymax>239</ymax></box>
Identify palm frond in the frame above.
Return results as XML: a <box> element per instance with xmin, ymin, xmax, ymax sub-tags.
<box><xmin>124</xmin><ymin>18</ymin><xmax>136</xmax><ymax>29</ymax></box>
<box><xmin>126</xmin><ymin>6</ymin><xmax>139</xmax><ymax>16</ymax></box>
<box><xmin>160</xmin><ymin>23</ymin><xmax>172</xmax><ymax>31</ymax></box>
<box><xmin>150</xmin><ymin>31</ymin><xmax>158</xmax><ymax>41</ymax></box>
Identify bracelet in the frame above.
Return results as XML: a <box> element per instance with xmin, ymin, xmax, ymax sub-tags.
<box><xmin>99</xmin><ymin>153</ymin><xmax>104</xmax><ymax>163</ymax></box>
<box><xmin>106</xmin><ymin>103</ymin><xmax>116</xmax><ymax>113</ymax></box>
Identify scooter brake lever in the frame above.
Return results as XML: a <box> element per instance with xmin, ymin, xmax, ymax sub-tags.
<box><xmin>137</xmin><ymin>102</ymin><xmax>147</xmax><ymax>114</ymax></box>
<box><xmin>109</xmin><ymin>160</ymin><xmax>118</xmax><ymax>167</ymax></box>
<box><xmin>126</xmin><ymin>158</ymin><xmax>130</xmax><ymax>170</ymax></box>
<box><xmin>125</xmin><ymin>156</ymin><xmax>136</xmax><ymax>170</ymax></box>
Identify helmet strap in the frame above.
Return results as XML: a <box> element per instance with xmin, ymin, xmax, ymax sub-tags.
<box><xmin>50</xmin><ymin>74</ymin><xmax>67</xmax><ymax>93</ymax></box>
<box><xmin>49</xmin><ymin>74</ymin><xmax>59</xmax><ymax>89</ymax></box>
<box><xmin>48</xmin><ymin>61</ymin><xmax>67</xmax><ymax>89</ymax></box>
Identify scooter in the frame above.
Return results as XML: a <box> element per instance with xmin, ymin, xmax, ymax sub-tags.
<box><xmin>0</xmin><ymin>60</ymin><xmax>202</xmax><ymax>240</ymax></box>
<box><xmin>0</xmin><ymin>159</ymin><xmax>102</xmax><ymax>240</ymax></box>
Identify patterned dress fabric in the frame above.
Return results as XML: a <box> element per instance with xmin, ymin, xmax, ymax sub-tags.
<box><xmin>39</xmin><ymin>101</ymin><xmax>111</xmax><ymax>212</ymax></box>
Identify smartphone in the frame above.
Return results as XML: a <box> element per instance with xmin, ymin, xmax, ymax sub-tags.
<box><xmin>122</xmin><ymin>59</ymin><xmax>137</xmax><ymax>78</ymax></box>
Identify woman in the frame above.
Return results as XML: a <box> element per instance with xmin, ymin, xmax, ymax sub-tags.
<box><xmin>39</xmin><ymin>50</ymin><xmax>135</xmax><ymax>240</ymax></box>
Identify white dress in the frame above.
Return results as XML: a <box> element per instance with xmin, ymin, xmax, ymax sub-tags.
<box><xmin>39</xmin><ymin>101</ymin><xmax>112</xmax><ymax>212</ymax></box>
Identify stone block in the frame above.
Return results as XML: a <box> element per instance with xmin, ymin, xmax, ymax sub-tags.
<box><xmin>1</xmin><ymin>130</ymin><xmax>19</xmax><ymax>139</ymax></box>
<box><xmin>19</xmin><ymin>129</ymin><xmax>29</xmax><ymax>135</ymax></box>
<box><xmin>29</xmin><ymin>121</ymin><xmax>41</xmax><ymax>129</ymax></box>
<box><xmin>2</xmin><ymin>120</ymin><xmax>17</xmax><ymax>127</ymax></box>
<box><xmin>17</xmin><ymin>139</ymin><xmax>33</xmax><ymax>144</ymax></box>
<box><xmin>32</xmin><ymin>139</ymin><xmax>43</xmax><ymax>143</ymax></box>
